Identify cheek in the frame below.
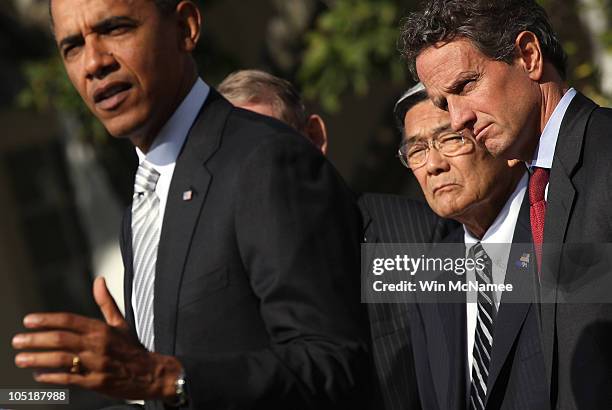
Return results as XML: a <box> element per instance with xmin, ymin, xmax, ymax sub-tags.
<box><xmin>65</xmin><ymin>67</ymin><xmax>89</xmax><ymax>102</ymax></box>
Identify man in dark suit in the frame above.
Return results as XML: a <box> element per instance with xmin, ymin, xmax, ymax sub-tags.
<box><xmin>400</xmin><ymin>1</ymin><xmax>612</xmax><ymax>407</ymax></box>
<box><xmin>11</xmin><ymin>1</ymin><xmax>369</xmax><ymax>408</ymax></box>
<box><xmin>217</xmin><ymin>69</ymin><xmax>462</xmax><ymax>409</ymax></box>
<box><xmin>218</xmin><ymin>69</ymin><xmax>329</xmax><ymax>155</ymax></box>
<box><xmin>382</xmin><ymin>82</ymin><xmax>547</xmax><ymax>409</ymax></box>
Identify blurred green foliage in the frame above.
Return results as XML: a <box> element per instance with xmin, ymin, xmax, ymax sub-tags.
<box><xmin>15</xmin><ymin>0</ymin><xmax>612</xmax><ymax>128</ymax></box>
<box><xmin>298</xmin><ymin>0</ymin><xmax>405</xmax><ymax>112</ymax></box>
<box><xmin>300</xmin><ymin>0</ymin><xmax>612</xmax><ymax>111</ymax></box>
<box><xmin>17</xmin><ymin>55</ymin><xmax>107</xmax><ymax>140</ymax></box>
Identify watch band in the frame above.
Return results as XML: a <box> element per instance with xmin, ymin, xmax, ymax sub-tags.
<box><xmin>167</xmin><ymin>369</ymin><xmax>188</xmax><ymax>407</ymax></box>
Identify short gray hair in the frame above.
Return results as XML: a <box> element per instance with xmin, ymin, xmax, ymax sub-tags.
<box><xmin>219</xmin><ymin>70</ymin><xmax>307</xmax><ymax>131</ymax></box>
<box><xmin>393</xmin><ymin>82</ymin><xmax>428</xmax><ymax>132</ymax></box>
<box><xmin>398</xmin><ymin>0</ymin><xmax>567</xmax><ymax>80</ymax></box>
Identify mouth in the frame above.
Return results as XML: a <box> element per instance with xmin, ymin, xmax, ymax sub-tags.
<box><xmin>432</xmin><ymin>183</ymin><xmax>458</xmax><ymax>195</ymax></box>
<box><xmin>474</xmin><ymin>124</ymin><xmax>493</xmax><ymax>143</ymax></box>
<box><xmin>93</xmin><ymin>82</ymin><xmax>133</xmax><ymax>111</ymax></box>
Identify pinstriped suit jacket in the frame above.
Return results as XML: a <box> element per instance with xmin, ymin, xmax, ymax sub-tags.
<box><xmin>359</xmin><ymin>193</ymin><xmax>457</xmax><ymax>410</ymax></box>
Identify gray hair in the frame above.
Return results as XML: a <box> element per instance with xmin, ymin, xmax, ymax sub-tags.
<box><xmin>218</xmin><ymin>69</ymin><xmax>307</xmax><ymax>131</ymax></box>
<box><xmin>398</xmin><ymin>0</ymin><xmax>567</xmax><ymax>80</ymax></box>
<box><xmin>393</xmin><ymin>82</ymin><xmax>428</xmax><ymax>132</ymax></box>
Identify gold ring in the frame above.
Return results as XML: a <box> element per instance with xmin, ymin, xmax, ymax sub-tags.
<box><xmin>70</xmin><ymin>355</ymin><xmax>81</xmax><ymax>374</ymax></box>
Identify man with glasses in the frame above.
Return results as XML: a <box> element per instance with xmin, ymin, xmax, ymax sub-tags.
<box><xmin>401</xmin><ymin>2</ymin><xmax>612</xmax><ymax>406</ymax></box>
<box><xmin>387</xmin><ymin>83</ymin><xmax>547</xmax><ymax>409</ymax></box>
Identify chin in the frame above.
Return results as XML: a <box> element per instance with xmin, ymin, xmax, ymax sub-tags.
<box><xmin>101</xmin><ymin>114</ymin><xmax>146</xmax><ymax>139</ymax></box>
<box><xmin>484</xmin><ymin>138</ymin><xmax>507</xmax><ymax>158</ymax></box>
<box><xmin>431</xmin><ymin>205</ymin><xmax>457</xmax><ymax>220</ymax></box>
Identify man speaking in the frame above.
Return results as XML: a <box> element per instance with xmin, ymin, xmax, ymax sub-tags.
<box><xmin>12</xmin><ymin>1</ymin><xmax>369</xmax><ymax>408</ymax></box>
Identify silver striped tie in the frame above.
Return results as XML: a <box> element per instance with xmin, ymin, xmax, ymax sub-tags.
<box><xmin>469</xmin><ymin>243</ymin><xmax>496</xmax><ymax>410</ymax></box>
<box><xmin>131</xmin><ymin>160</ymin><xmax>161</xmax><ymax>352</ymax></box>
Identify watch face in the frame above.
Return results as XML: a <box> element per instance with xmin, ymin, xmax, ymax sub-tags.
<box><xmin>175</xmin><ymin>372</ymin><xmax>188</xmax><ymax>405</ymax></box>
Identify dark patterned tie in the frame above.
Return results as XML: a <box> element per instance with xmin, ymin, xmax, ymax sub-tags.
<box><xmin>529</xmin><ymin>167</ymin><xmax>550</xmax><ymax>274</ymax></box>
<box><xmin>469</xmin><ymin>243</ymin><xmax>496</xmax><ymax>410</ymax></box>
<box><xmin>131</xmin><ymin>160</ymin><xmax>161</xmax><ymax>352</ymax></box>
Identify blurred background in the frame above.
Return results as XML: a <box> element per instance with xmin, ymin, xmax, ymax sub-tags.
<box><xmin>0</xmin><ymin>0</ymin><xmax>611</xmax><ymax>408</ymax></box>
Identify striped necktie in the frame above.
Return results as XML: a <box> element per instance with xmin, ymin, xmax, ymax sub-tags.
<box><xmin>131</xmin><ymin>160</ymin><xmax>161</xmax><ymax>352</ymax></box>
<box><xmin>469</xmin><ymin>243</ymin><xmax>496</xmax><ymax>410</ymax></box>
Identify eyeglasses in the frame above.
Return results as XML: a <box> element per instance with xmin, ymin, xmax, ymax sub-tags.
<box><xmin>397</xmin><ymin>131</ymin><xmax>475</xmax><ymax>169</ymax></box>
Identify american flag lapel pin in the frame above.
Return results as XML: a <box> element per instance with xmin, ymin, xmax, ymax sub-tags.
<box><xmin>182</xmin><ymin>189</ymin><xmax>193</xmax><ymax>201</ymax></box>
<box><xmin>519</xmin><ymin>253</ymin><xmax>530</xmax><ymax>268</ymax></box>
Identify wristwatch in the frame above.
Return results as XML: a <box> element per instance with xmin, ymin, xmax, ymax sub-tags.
<box><xmin>167</xmin><ymin>369</ymin><xmax>188</xmax><ymax>407</ymax></box>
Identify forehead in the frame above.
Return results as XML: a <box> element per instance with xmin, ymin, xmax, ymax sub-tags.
<box><xmin>416</xmin><ymin>39</ymin><xmax>485</xmax><ymax>91</ymax></box>
<box><xmin>404</xmin><ymin>100</ymin><xmax>450</xmax><ymax>138</ymax></box>
<box><xmin>51</xmin><ymin>0</ymin><xmax>149</xmax><ymax>35</ymax></box>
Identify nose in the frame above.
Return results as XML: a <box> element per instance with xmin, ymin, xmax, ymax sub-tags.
<box><xmin>84</xmin><ymin>37</ymin><xmax>117</xmax><ymax>80</ymax></box>
<box><xmin>425</xmin><ymin>146</ymin><xmax>450</xmax><ymax>176</ymax></box>
<box><xmin>447</xmin><ymin>96</ymin><xmax>476</xmax><ymax>133</ymax></box>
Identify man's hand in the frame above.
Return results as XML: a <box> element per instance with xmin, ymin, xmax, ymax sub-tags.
<box><xmin>12</xmin><ymin>277</ymin><xmax>182</xmax><ymax>401</ymax></box>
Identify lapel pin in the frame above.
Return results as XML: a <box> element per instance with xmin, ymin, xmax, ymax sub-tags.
<box><xmin>517</xmin><ymin>253</ymin><xmax>530</xmax><ymax>268</ymax></box>
<box><xmin>182</xmin><ymin>190</ymin><xmax>193</xmax><ymax>201</ymax></box>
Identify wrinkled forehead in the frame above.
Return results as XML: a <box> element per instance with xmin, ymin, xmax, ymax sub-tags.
<box><xmin>403</xmin><ymin>100</ymin><xmax>452</xmax><ymax>141</ymax></box>
<box><xmin>51</xmin><ymin>0</ymin><xmax>144</xmax><ymax>35</ymax></box>
<box><xmin>415</xmin><ymin>39</ymin><xmax>483</xmax><ymax>94</ymax></box>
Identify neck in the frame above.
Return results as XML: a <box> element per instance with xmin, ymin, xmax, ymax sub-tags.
<box><xmin>539</xmin><ymin>82</ymin><xmax>568</xmax><ymax>136</ymax></box>
<box><xmin>513</xmin><ymin>65</ymin><xmax>567</xmax><ymax>162</ymax></box>
<box><xmin>456</xmin><ymin>169</ymin><xmax>525</xmax><ymax>240</ymax></box>
<box><xmin>132</xmin><ymin>67</ymin><xmax>198</xmax><ymax>154</ymax></box>
<box><xmin>460</xmin><ymin>204</ymin><xmax>500</xmax><ymax>240</ymax></box>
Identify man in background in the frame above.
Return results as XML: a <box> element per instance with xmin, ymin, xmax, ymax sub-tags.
<box><xmin>217</xmin><ymin>69</ymin><xmax>456</xmax><ymax>409</ymax></box>
<box><xmin>391</xmin><ymin>83</ymin><xmax>547</xmax><ymax>409</ymax></box>
<box><xmin>219</xmin><ymin>69</ymin><xmax>328</xmax><ymax>154</ymax></box>
<box><xmin>400</xmin><ymin>1</ymin><xmax>612</xmax><ymax>406</ymax></box>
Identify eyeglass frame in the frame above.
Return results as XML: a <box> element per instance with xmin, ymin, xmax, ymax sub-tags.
<box><xmin>397</xmin><ymin>131</ymin><xmax>476</xmax><ymax>170</ymax></box>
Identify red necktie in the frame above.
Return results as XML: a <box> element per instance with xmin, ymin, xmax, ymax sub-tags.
<box><xmin>529</xmin><ymin>167</ymin><xmax>550</xmax><ymax>273</ymax></box>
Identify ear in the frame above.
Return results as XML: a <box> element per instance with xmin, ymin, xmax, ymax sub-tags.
<box><xmin>515</xmin><ymin>31</ymin><xmax>543</xmax><ymax>81</ymax></box>
<box><xmin>176</xmin><ymin>1</ymin><xmax>201</xmax><ymax>52</ymax></box>
<box><xmin>304</xmin><ymin>114</ymin><xmax>328</xmax><ymax>155</ymax></box>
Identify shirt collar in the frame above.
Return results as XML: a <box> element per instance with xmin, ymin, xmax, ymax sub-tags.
<box><xmin>136</xmin><ymin>78</ymin><xmax>210</xmax><ymax>166</ymax></box>
<box><xmin>464</xmin><ymin>171</ymin><xmax>528</xmax><ymax>247</ymax></box>
<box><xmin>529</xmin><ymin>87</ymin><xmax>577</xmax><ymax>170</ymax></box>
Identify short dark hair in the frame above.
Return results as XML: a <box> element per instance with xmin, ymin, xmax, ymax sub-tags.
<box><xmin>398</xmin><ymin>0</ymin><xmax>567</xmax><ymax>80</ymax></box>
<box><xmin>152</xmin><ymin>0</ymin><xmax>180</xmax><ymax>14</ymax></box>
<box><xmin>218</xmin><ymin>70</ymin><xmax>308</xmax><ymax>131</ymax></box>
<box><xmin>49</xmin><ymin>0</ymin><xmax>179</xmax><ymax>25</ymax></box>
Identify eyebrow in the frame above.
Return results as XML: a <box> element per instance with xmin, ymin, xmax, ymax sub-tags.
<box><xmin>58</xmin><ymin>16</ymin><xmax>139</xmax><ymax>49</ymax></box>
<box><xmin>404</xmin><ymin>122</ymin><xmax>453</xmax><ymax>143</ymax></box>
<box><xmin>443</xmin><ymin>71</ymin><xmax>478</xmax><ymax>94</ymax></box>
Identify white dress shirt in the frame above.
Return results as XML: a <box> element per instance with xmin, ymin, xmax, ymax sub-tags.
<box><xmin>463</xmin><ymin>171</ymin><xmax>528</xmax><ymax>379</ymax></box>
<box><xmin>132</xmin><ymin>77</ymin><xmax>210</xmax><ymax>318</ymax></box>
<box><xmin>529</xmin><ymin>88</ymin><xmax>577</xmax><ymax>200</ymax></box>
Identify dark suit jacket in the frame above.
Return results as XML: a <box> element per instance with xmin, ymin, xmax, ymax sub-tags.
<box><xmin>362</xmin><ymin>191</ymin><xmax>547</xmax><ymax>409</ymax></box>
<box><xmin>358</xmin><ymin>193</ymin><xmax>456</xmax><ymax>410</ymax></box>
<box><xmin>119</xmin><ymin>90</ymin><xmax>370</xmax><ymax>409</ymax></box>
<box><xmin>539</xmin><ymin>92</ymin><xmax>612</xmax><ymax>409</ymax></box>
<box><xmin>414</xmin><ymin>193</ymin><xmax>548</xmax><ymax>410</ymax></box>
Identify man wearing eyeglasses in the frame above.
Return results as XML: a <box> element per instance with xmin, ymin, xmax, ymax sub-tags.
<box><xmin>391</xmin><ymin>83</ymin><xmax>548</xmax><ymax>409</ymax></box>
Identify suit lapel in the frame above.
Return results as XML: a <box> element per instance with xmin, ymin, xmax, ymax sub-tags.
<box><xmin>153</xmin><ymin>90</ymin><xmax>233</xmax><ymax>355</ymax></box>
<box><xmin>121</xmin><ymin>207</ymin><xmax>136</xmax><ymax>329</ymax></box>
<box><xmin>540</xmin><ymin>92</ymin><xmax>597</xmax><ymax>395</ymax></box>
<box><xmin>486</xmin><ymin>192</ymin><xmax>534</xmax><ymax>401</ymax></box>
